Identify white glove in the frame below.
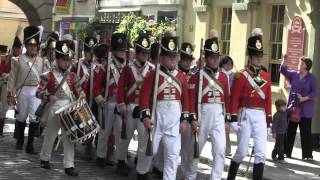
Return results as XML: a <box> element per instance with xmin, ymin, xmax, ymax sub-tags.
<box><xmin>230</xmin><ymin>122</ymin><xmax>239</xmax><ymax>133</ymax></box>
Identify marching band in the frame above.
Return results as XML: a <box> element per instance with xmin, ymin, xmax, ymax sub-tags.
<box><xmin>0</xmin><ymin>25</ymin><xmax>272</xmax><ymax>180</ymax></box>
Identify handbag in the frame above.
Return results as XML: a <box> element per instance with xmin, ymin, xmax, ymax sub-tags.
<box><xmin>288</xmin><ymin>105</ymin><xmax>301</xmax><ymax>123</ymax></box>
<box><xmin>288</xmin><ymin>92</ymin><xmax>301</xmax><ymax>123</ymax></box>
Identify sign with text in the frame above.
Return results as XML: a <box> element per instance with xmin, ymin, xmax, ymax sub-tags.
<box><xmin>285</xmin><ymin>16</ymin><xmax>305</xmax><ymax>71</ymax></box>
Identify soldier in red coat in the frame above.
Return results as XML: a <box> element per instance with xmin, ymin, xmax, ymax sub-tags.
<box><xmin>116</xmin><ymin>33</ymin><xmax>155</xmax><ymax>179</ymax></box>
<box><xmin>38</xmin><ymin>40</ymin><xmax>84</xmax><ymax>176</ymax></box>
<box><xmin>93</xmin><ymin>33</ymin><xmax>127</xmax><ymax>172</ymax></box>
<box><xmin>227</xmin><ymin>35</ymin><xmax>272</xmax><ymax>180</ymax></box>
<box><xmin>139</xmin><ymin>36</ymin><xmax>189</xmax><ymax>180</ymax></box>
<box><xmin>72</xmin><ymin>36</ymin><xmax>98</xmax><ymax>108</ymax></box>
<box><xmin>187</xmin><ymin>37</ymin><xmax>230</xmax><ymax>180</ymax></box>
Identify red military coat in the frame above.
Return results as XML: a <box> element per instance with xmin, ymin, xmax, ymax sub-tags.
<box><xmin>139</xmin><ymin>65</ymin><xmax>189</xmax><ymax>121</ymax></box>
<box><xmin>36</xmin><ymin>67</ymin><xmax>83</xmax><ymax>100</ymax></box>
<box><xmin>188</xmin><ymin>67</ymin><xmax>230</xmax><ymax>121</ymax></box>
<box><xmin>93</xmin><ymin>57</ymin><xmax>125</xmax><ymax>104</ymax></box>
<box><xmin>230</xmin><ymin>67</ymin><xmax>272</xmax><ymax>126</ymax></box>
<box><xmin>117</xmin><ymin>60</ymin><xmax>154</xmax><ymax>105</ymax></box>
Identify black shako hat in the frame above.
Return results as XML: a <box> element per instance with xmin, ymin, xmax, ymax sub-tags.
<box><xmin>247</xmin><ymin>35</ymin><xmax>264</xmax><ymax>56</ymax></box>
<box><xmin>160</xmin><ymin>36</ymin><xmax>178</xmax><ymax>56</ymax></box>
<box><xmin>135</xmin><ymin>33</ymin><xmax>151</xmax><ymax>53</ymax></box>
<box><xmin>180</xmin><ymin>42</ymin><xmax>194</xmax><ymax>60</ymax></box>
<box><xmin>24</xmin><ymin>26</ymin><xmax>40</xmax><ymax>45</ymax></box>
<box><xmin>55</xmin><ymin>40</ymin><xmax>71</xmax><ymax>59</ymax></box>
<box><xmin>111</xmin><ymin>33</ymin><xmax>127</xmax><ymax>51</ymax></box>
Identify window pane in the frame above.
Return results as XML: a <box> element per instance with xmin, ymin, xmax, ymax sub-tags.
<box><xmin>222</xmin><ymin>8</ymin><xmax>227</xmax><ymax>23</ymax></box>
<box><xmin>221</xmin><ymin>25</ymin><xmax>226</xmax><ymax>40</ymax></box>
<box><xmin>227</xmin><ymin>8</ymin><xmax>232</xmax><ymax>23</ymax></box>
<box><xmin>271</xmin><ymin>44</ymin><xmax>277</xmax><ymax>60</ymax></box>
<box><xmin>270</xmin><ymin>24</ymin><xmax>277</xmax><ymax>41</ymax></box>
<box><xmin>271</xmin><ymin>6</ymin><xmax>278</xmax><ymax>22</ymax></box>
<box><xmin>269</xmin><ymin>63</ymin><xmax>281</xmax><ymax>85</ymax></box>
<box><xmin>222</xmin><ymin>42</ymin><xmax>228</xmax><ymax>55</ymax></box>
<box><xmin>278</xmin><ymin>5</ymin><xmax>285</xmax><ymax>23</ymax></box>
<box><xmin>277</xmin><ymin>24</ymin><xmax>283</xmax><ymax>42</ymax></box>
<box><xmin>277</xmin><ymin>44</ymin><xmax>283</xmax><ymax>59</ymax></box>
<box><xmin>226</xmin><ymin>24</ymin><xmax>231</xmax><ymax>41</ymax></box>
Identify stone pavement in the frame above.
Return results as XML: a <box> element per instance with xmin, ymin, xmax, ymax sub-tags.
<box><xmin>1</xmin><ymin>114</ymin><xmax>320</xmax><ymax>179</ymax></box>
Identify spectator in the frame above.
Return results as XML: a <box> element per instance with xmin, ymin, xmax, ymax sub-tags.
<box><xmin>219</xmin><ymin>55</ymin><xmax>234</xmax><ymax>156</ymax></box>
<box><xmin>271</xmin><ymin>99</ymin><xmax>288</xmax><ymax>163</ymax></box>
<box><xmin>280</xmin><ymin>56</ymin><xmax>317</xmax><ymax>160</ymax></box>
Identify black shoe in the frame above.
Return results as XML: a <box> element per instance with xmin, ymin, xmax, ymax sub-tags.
<box><xmin>137</xmin><ymin>173</ymin><xmax>150</xmax><ymax>180</ymax></box>
<box><xmin>152</xmin><ymin>167</ymin><xmax>163</xmax><ymax>179</ymax></box>
<box><xmin>40</xmin><ymin>160</ymin><xmax>51</xmax><ymax>170</ymax></box>
<box><xmin>25</xmin><ymin>122</ymin><xmax>39</xmax><ymax>154</ymax></box>
<box><xmin>253</xmin><ymin>163</ymin><xmax>264</xmax><ymax>180</ymax></box>
<box><xmin>65</xmin><ymin>167</ymin><xmax>79</xmax><ymax>176</ymax></box>
<box><xmin>116</xmin><ymin>160</ymin><xmax>131</xmax><ymax>176</ymax></box>
<box><xmin>227</xmin><ymin>161</ymin><xmax>240</xmax><ymax>180</ymax></box>
<box><xmin>96</xmin><ymin>157</ymin><xmax>106</xmax><ymax>167</ymax></box>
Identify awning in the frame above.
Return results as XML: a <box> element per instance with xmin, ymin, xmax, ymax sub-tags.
<box><xmin>98</xmin><ymin>7</ymin><xmax>141</xmax><ymax>13</ymax></box>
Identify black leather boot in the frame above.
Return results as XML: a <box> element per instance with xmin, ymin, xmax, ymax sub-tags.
<box><xmin>227</xmin><ymin>161</ymin><xmax>241</xmax><ymax>180</ymax></box>
<box><xmin>26</xmin><ymin>122</ymin><xmax>39</xmax><ymax>154</ymax></box>
<box><xmin>96</xmin><ymin>157</ymin><xmax>106</xmax><ymax>167</ymax></box>
<box><xmin>116</xmin><ymin>160</ymin><xmax>131</xmax><ymax>176</ymax></box>
<box><xmin>253</xmin><ymin>163</ymin><xmax>264</xmax><ymax>180</ymax></box>
<box><xmin>65</xmin><ymin>167</ymin><xmax>79</xmax><ymax>176</ymax></box>
<box><xmin>0</xmin><ymin>118</ymin><xmax>5</xmax><ymax>136</ymax></box>
<box><xmin>15</xmin><ymin>121</ymin><xmax>26</xmax><ymax>150</ymax></box>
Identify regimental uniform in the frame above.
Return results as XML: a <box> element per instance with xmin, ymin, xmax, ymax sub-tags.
<box><xmin>7</xmin><ymin>26</ymin><xmax>44</xmax><ymax>153</ymax></box>
<box><xmin>39</xmin><ymin>32</ymin><xmax>60</xmax><ymax>128</ymax></box>
<box><xmin>139</xmin><ymin>36</ymin><xmax>190</xmax><ymax>180</ymax></box>
<box><xmin>227</xmin><ymin>35</ymin><xmax>272</xmax><ymax>180</ymax></box>
<box><xmin>0</xmin><ymin>45</ymin><xmax>10</xmax><ymax>135</ymax></box>
<box><xmin>38</xmin><ymin>41</ymin><xmax>83</xmax><ymax>176</ymax></box>
<box><xmin>178</xmin><ymin>42</ymin><xmax>197</xmax><ymax>179</ymax></box>
<box><xmin>116</xmin><ymin>33</ymin><xmax>155</xmax><ymax>177</ymax></box>
<box><xmin>72</xmin><ymin>36</ymin><xmax>98</xmax><ymax>109</ymax></box>
<box><xmin>186</xmin><ymin>37</ymin><xmax>230</xmax><ymax>180</ymax></box>
<box><xmin>93</xmin><ymin>32</ymin><xmax>126</xmax><ymax>163</ymax></box>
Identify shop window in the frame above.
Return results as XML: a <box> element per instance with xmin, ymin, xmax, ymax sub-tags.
<box><xmin>157</xmin><ymin>11</ymin><xmax>177</xmax><ymax>23</ymax></box>
<box><xmin>221</xmin><ymin>8</ymin><xmax>232</xmax><ymax>55</ymax></box>
<box><xmin>269</xmin><ymin>4</ymin><xmax>285</xmax><ymax>85</ymax></box>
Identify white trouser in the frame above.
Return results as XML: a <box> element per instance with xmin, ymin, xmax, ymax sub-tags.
<box><xmin>232</xmin><ymin>108</ymin><xmax>267</xmax><ymax>164</ymax></box>
<box><xmin>96</xmin><ymin>102</ymin><xmax>121</xmax><ymax>159</ymax></box>
<box><xmin>40</xmin><ymin>99</ymin><xmax>75</xmax><ymax>168</ymax></box>
<box><xmin>145</xmin><ymin>101</ymin><xmax>182</xmax><ymax>180</ymax></box>
<box><xmin>180</xmin><ymin>123</ymin><xmax>193</xmax><ymax>177</ymax></box>
<box><xmin>153</xmin><ymin>140</ymin><xmax>164</xmax><ymax>171</ymax></box>
<box><xmin>16</xmin><ymin>86</ymin><xmax>41</xmax><ymax>123</ymax></box>
<box><xmin>0</xmin><ymin>84</ymin><xmax>9</xmax><ymax>118</ymax></box>
<box><xmin>185</xmin><ymin>103</ymin><xmax>226</xmax><ymax>180</ymax></box>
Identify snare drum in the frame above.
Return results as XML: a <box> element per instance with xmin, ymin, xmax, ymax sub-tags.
<box><xmin>55</xmin><ymin>99</ymin><xmax>100</xmax><ymax>144</ymax></box>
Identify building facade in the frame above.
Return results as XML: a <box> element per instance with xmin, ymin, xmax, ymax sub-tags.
<box><xmin>183</xmin><ymin>0</ymin><xmax>320</xmax><ymax>133</ymax></box>
<box><xmin>0</xmin><ymin>1</ymin><xmax>29</xmax><ymax>47</ymax></box>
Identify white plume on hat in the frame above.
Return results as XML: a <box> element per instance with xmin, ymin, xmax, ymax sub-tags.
<box><xmin>252</xmin><ymin>28</ymin><xmax>263</xmax><ymax>36</ymax></box>
<box><xmin>209</xmin><ymin>29</ymin><xmax>219</xmax><ymax>39</ymax></box>
<box><xmin>37</xmin><ymin>25</ymin><xmax>44</xmax><ymax>42</ymax></box>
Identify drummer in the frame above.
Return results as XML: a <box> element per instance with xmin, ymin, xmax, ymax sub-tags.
<box><xmin>37</xmin><ymin>40</ymin><xmax>85</xmax><ymax>176</ymax></box>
